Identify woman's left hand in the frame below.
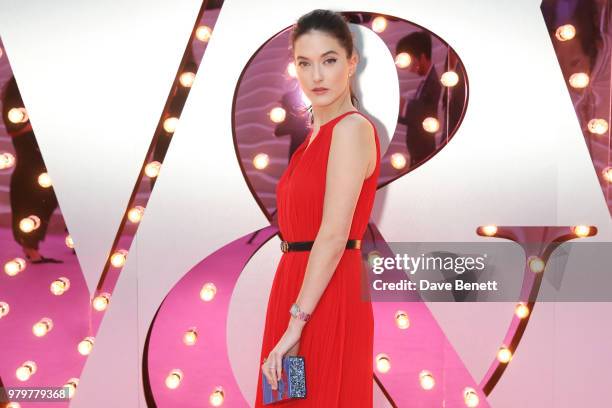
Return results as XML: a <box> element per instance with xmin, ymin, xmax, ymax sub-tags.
<box><xmin>262</xmin><ymin>323</ymin><xmax>303</xmax><ymax>390</ymax></box>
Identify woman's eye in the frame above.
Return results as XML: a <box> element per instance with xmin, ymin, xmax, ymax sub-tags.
<box><xmin>298</xmin><ymin>61</ymin><xmax>309</xmax><ymax>67</ymax></box>
<box><xmin>325</xmin><ymin>58</ymin><xmax>337</xmax><ymax>64</ymax></box>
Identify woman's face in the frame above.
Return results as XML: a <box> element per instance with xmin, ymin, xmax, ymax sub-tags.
<box><xmin>293</xmin><ymin>29</ymin><xmax>356</xmax><ymax>109</ymax></box>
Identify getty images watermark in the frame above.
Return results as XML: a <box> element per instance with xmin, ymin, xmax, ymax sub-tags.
<box><xmin>361</xmin><ymin>242</ymin><xmax>612</xmax><ymax>302</ymax></box>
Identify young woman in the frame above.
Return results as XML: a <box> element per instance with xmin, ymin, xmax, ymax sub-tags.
<box><xmin>256</xmin><ymin>9</ymin><xmax>380</xmax><ymax>407</ymax></box>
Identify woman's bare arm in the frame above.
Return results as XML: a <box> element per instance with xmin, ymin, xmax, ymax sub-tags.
<box><xmin>290</xmin><ymin>114</ymin><xmax>375</xmax><ymax>328</ymax></box>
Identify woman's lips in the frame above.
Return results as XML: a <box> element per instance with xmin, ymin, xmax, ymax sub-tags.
<box><xmin>312</xmin><ymin>88</ymin><xmax>328</xmax><ymax>95</ymax></box>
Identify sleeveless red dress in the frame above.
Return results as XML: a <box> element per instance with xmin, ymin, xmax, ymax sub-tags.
<box><xmin>254</xmin><ymin>110</ymin><xmax>380</xmax><ymax>407</ymax></box>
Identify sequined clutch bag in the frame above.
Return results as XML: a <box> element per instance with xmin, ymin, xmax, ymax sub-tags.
<box><xmin>262</xmin><ymin>355</ymin><xmax>306</xmax><ymax>405</ymax></box>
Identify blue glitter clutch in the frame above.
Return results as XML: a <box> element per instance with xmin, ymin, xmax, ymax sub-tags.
<box><xmin>262</xmin><ymin>355</ymin><xmax>306</xmax><ymax>405</ymax></box>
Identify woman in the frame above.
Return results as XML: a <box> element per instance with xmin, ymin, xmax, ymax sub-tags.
<box><xmin>255</xmin><ymin>9</ymin><xmax>380</xmax><ymax>407</ymax></box>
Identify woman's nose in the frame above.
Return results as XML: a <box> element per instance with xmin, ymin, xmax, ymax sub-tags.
<box><xmin>312</xmin><ymin>63</ymin><xmax>323</xmax><ymax>81</ymax></box>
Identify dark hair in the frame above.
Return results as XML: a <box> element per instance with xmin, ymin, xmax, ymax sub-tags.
<box><xmin>396</xmin><ymin>31</ymin><xmax>432</xmax><ymax>61</ymax></box>
<box><xmin>290</xmin><ymin>9</ymin><xmax>359</xmax><ymax>119</ymax></box>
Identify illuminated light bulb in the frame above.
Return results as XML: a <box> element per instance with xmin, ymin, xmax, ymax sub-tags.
<box><xmin>587</xmin><ymin>118</ymin><xmax>608</xmax><ymax>135</ymax></box>
<box><xmin>179</xmin><ymin>71</ymin><xmax>195</xmax><ymax>88</ymax></box>
<box><xmin>50</xmin><ymin>277</ymin><xmax>71</xmax><ymax>296</ymax></box>
<box><xmin>183</xmin><ymin>328</ymin><xmax>198</xmax><ymax>346</ymax></box>
<box><xmin>92</xmin><ymin>293</ymin><xmax>110</xmax><ymax>311</ymax></box>
<box><xmin>497</xmin><ymin>346</ymin><xmax>512</xmax><ymax>363</ymax></box>
<box><xmin>38</xmin><ymin>172</ymin><xmax>52</xmax><ymax>188</ymax></box>
<box><xmin>253</xmin><ymin>153</ymin><xmax>270</xmax><ymax>170</ymax></box>
<box><xmin>481</xmin><ymin>225</ymin><xmax>498</xmax><ymax>236</ymax></box>
<box><xmin>32</xmin><ymin>318</ymin><xmax>53</xmax><ymax>337</ymax></box>
<box><xmin>419</xmin><ymin>370</ymin><xmax>435</xmax><ymax>390</ymax></box>
<box><xmin>367</xmin><ymin>250</ymin><xmax>382</xmax><ymax>268</ymax></box>
<box><xmin>78</xmin><ymin>337</ymin><xmax>95</xmax><ymax>355</ymax></box>
<box><xmin>394</xmin><ymin>52</ymin><xmax>411</xmax><ymax>69</ymax></box>
<box><xmin>127</xmin><ymin>206</ymin><xmax>145</xmax><ymax>223</ymax></box>
<box><xmin>287</xmin><ymin>61</ymin><xmax>297</xmax><ymax>78</ymax></box>
<box><xmin>165</xmin><ymin>369</ymin><xmax>183</xmax><ymax>389</ymax></box>
<box><xmin>200</xmin><ymin>283</ymin><xmax>217</xmax><ymax>302</ymax></box>
<box><xmin>110</xmin><ymin>249</ymin><xmax>128</xmax><ymax>268</ymax></box>
<box><xmin>528</xmin><ymin>256</ymin><xmax>545</xmax><ymax>273</ymax></box>
<box><xmin>0</xmin><ymin>152</ymin><xmax>16</xmax><ymax>170</ymax></box>
<box><xmin>65</xmin><ymin>234</ymin><xmax>74</xmax><ymax>249</ymax></box>
<box><xmin>603</xmin><ymin>167</ymin><xmax>612</xmax><ymax>183</ymax></box>
<box><xmin>555</xmin><ymin>24</ymin><xmax>576</xmax><ymax>41</ymax></box>
<box><xmin>515</xmin><ymin>302</ymin><xmax>530</xmax><ymax>319</ymax></box>
<box><xmin>390</xmin><ymin>153</ymin><xmax>407</xmax><ymax>169</ymax></box>
<box><xmin>19</xmin><ymin>215</ymin><xmax>41</xmax><ymax>233</ymax></box>
<box><xmin>572</xmin><ymin>225</ymin><xmax>591</xmax><ymax>237</ymax></box>
<box><xmin>163</xmin><ymin>117</ymin><xmax>179</xmax><ymax>133</ymax></box>
<box><xmin>269</xmin><ymin>107</ymin><xmax>286</xmax><ymax>123</ymax></box>
<box><xmin>16</xmin><ymin>361</ymin><xmax>37</xmax><ymax>381</ymax></box>
<box><xmin>375</xmin><ymin>353</ymin><xmax>391</xmax><ymax>373</ymax></box>
<box><xmin>209</xmin><ymin>386</ymin><xmax>225</xmax><ymax>406</ymax></box>
<box><xmin>371</xmin><ymin>16</ymin><xmax>387</xmax><ymax>33</ymax></box>
<box><xmin>7</xmin><ymin>402</ymin><xmax>21</xmax><ymax>408</ymax></box>
<box><xmin>395</xmin><ymin>310</ymin><xmax>410</xmax><ymax>329</ymax></box>
<box><xmin>440</xmin><ymin>71</ymin><xmax>459</xmax><ymax>87</ymax></box>
<box><xmin>568</xmin><ymin>72</ymin><xmax>589</xmax><ymax>89</ymax></box>
<box><xmin>196</xmin><ymin>25</ymin><xmax>212</xmax><ymax>42</ymax></box>
<box><xmin>0</xmin><ymin>301</ymin><xmax>10</xmax><ymax>318</ymax></box>
<box><xmin>4</xmin><ymin>258</ymin><xmax>26</xmax><ymax>277</ymax></box>
<box><xmin>64</xmin><ymin>378</ymin><xmax>79</xmax><ymax>399</ymax></box>
<box><xmin>464</xmin><ymin>387</ymin><xmax>480</xmax><ymax>407</ymax></box>
<box><xmin>145</xmin><ymin>161</ymin><xmax>161</xmax><ymax>178</ymax></box>
<box><xmin>422</xmin><ymin>117</ymin><xmax>440</xmax><ymax>133</ymax></box>
<box><xmin>8</xmin><ymin>107</ymin><xmax>28</xmax><ymax>124</ymax></box>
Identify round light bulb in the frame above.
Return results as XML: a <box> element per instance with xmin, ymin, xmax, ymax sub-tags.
<box><xmin>38</xmin><ymin>172</ymin><xmax>52</xmax><ymax>188</ymax></box>
<box><xmin>165</xmin><ymin>369</ymin><xmax>183</xmax><ymax>389</ymax></box>
<box><xmin>394</xmin><ymin>52</ymin><xmax>411</xmax><ymax>69</ymax></box>
<box><xmin>419</xmin><ymin>370</ymin><xmax>435</xmax><ymax>390</ymax></box>
<box><xmin>183</xmin><ymin>328</ymin><xmax>198</xmax><ymax>346</ymax></box>
<box><xmin>0</xmin><ymin>152</ymin><xmax>16</xmax><ymax>170</ymax></box>
<box><xmin>572</xmin><ymin>225</ymin><xmax>591</xmax><ymax>237</ymax></box>
<box><xmin>4</xmin><ymin>258</ymin><xmax>26</xmax><ymax>277</ymax></box>
<box><xmin>209</xmin><ymin>387</ymin><xmax>225</xmax><ymax>406</ymax></box>
<box><xmin>127</xmin><ymin>206</ymin><xmax>145</xmax><ymax>223</ymax></box>
<box><xmin>603</xmin><ymin>167</ymin><xmax>612</xmax><ymax>183</ymax></box>
<box><xmin>78</xmin><ymin>337</ymin><xmax>95</xmax><ymax>355</ymax></box>
<box><xmin>196</xmin><ymin>25</ymin><xmax>212</xmax><ymax>42</ymax></box>
<box><xmin>569</xmin><ymin>72</ymin><xmax>589</xmax><ymax>88</ymax></box>
<box><xmin>497</xmin><ymin>346</ymin><xmax>512</xmax><ymax>363</ymax></box>
<box><xmin>7</xmin><ymin>402</ymin><xmax>21</xmax><ymax>408</ymax></box>
<box><xmin>19</xmin><ymin>215</ymin><xmax>41</xmax><ymax>233</ymax></box>
<box><xmin>50</xmin><ymin>277</ymin><xmax>71</xmax><ymax>296</ymax></box>
<box><xmin>16</xmin><ymin>361</ymin><xmax>37</xmax><ymax>381</ymax></box>
<box><xmin>367</xmin><ymin>250</ymin><xmax>382</xmax><ymax>269</ymax></box>
<box><xmin>481</xmin><ymin>225</ymin><xmax>498</xmax><ymax>236</ymax></box>
<box><xmin>269</xmin><ymin>107</ymin><xmax>286</xmax><ymax>123</ymax></box>
<box><xmin>32</xmin><ymin>318</ymin><xmax>53</xmax><ymax>337</ymax></box>
<box><xmin>587</xmin><ymin>118</ymin><xmax>608</xmax><ymax>135</ymax></box>
<box><xmin>555</xmin><ymin>24</ymin><xmax>576</xmax><ymax>41</ymax></box>
<box><xmin>395</xmin><ymin>310</ymin><xmax>410</xmax><ymax>329</ymax></box>
<box><xmin>422</xmin><ymin>117</ymin><xmax>440</xmax><ymax>133</ymax></box>
<box><xmin>64</xmin><ymin>378</ymin><xmax>79</xmax><ymax>399</ymax></box>
<box><xmin>0</xmin><ymin>301</ymin><xmax>10</xmax><ymax>318</ymax></box>
<box><xmin>179</xmin><ymin>71</ymin><xmax>195</xmax><ymax>88</ymax></box>
<box><xmin>8</xmin><ymin>107</ymin><xmax>28</xmax><ymax>124</ymax></box>
<box><xmin>65</xmin><ymin>234</ymin><xmax>75</xmax><ymax>249</ymax></box>
<box><xmin>287</xmin><ymin>61</ymin><xmax>297</xmax><ymax>78</ymax></box>
<box><xmin>515</xmin><ymin>302</ymin><xmax>530</xmax><ymax>319</ymax></box>
<box><xmin>375</xmin><ymin>353</ymin><xmax>391</xmax><ymax>373</ymax></box>
<box><xmin>464</xmin><ymin>387</ymin><xmax>480</xmax><ymax>407</ymax></box>
<box><xmin>163</xmin><ymin>117</ymin><xmax>179</xmax><ymax>133</ymax></box>
<box><xmin>390</xmin><ymin>152</ymin><xmax>407</xmax><ymax>169</ymax></box>
<box><xmin>145</xmin><ymin>161</ymin><xmax>161</xmax><ymax>178</ymax></box>
<box><xmin>110</xmin><ymin>249</ymin><xmax>128</xmax><ymax>268</ymax></box>
<box><xmin>440</xmin><ymin>71</ymin><xmax>459</xmax><ymax>87</ymax></box>
<box><xmin>253</xmin><ymin>153</ymin><xmax>270</xmax><ymax>170</ymax></box>
<box><xmin>528</xmin><ymin>256</ymin><xmax>545</xmax><ymax>273</ymax></box>
<box><xmin>371</xmin><ymin>16</ymin><xmax>387</xmax><ymax>33</ymax></box>
<box><xmin>92</xmin><ymin>293</ymin><xmax>110</xmax><ymax>311</ymax></box>
<box><xmin>200</xmin><ymin>283</ymin><xmax>217</xmax><ymax>302</ymax></box>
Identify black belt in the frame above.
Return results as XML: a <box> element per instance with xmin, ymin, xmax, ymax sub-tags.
<box><xmin>280</xmin><ymin>239</ymin><xmax>361</xmax><ymax>253</ymax></box>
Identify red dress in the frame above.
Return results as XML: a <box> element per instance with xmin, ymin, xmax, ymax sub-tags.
<box><xmin>254</xmin><ymin>110</ymin><xmax>381</xmax><ymax>407</ymax></box>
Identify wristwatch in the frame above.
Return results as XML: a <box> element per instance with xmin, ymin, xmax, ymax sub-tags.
<box><xmin>289</xmin><ymin>303</ymin><xmax>311</xmax><ymax>322</ymax></box>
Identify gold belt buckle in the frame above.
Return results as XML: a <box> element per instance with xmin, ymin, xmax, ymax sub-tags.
<box><xmin>280</xmin><ymin>241</ymin><xmax>289</xmax><ymax>253</ymax></box>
